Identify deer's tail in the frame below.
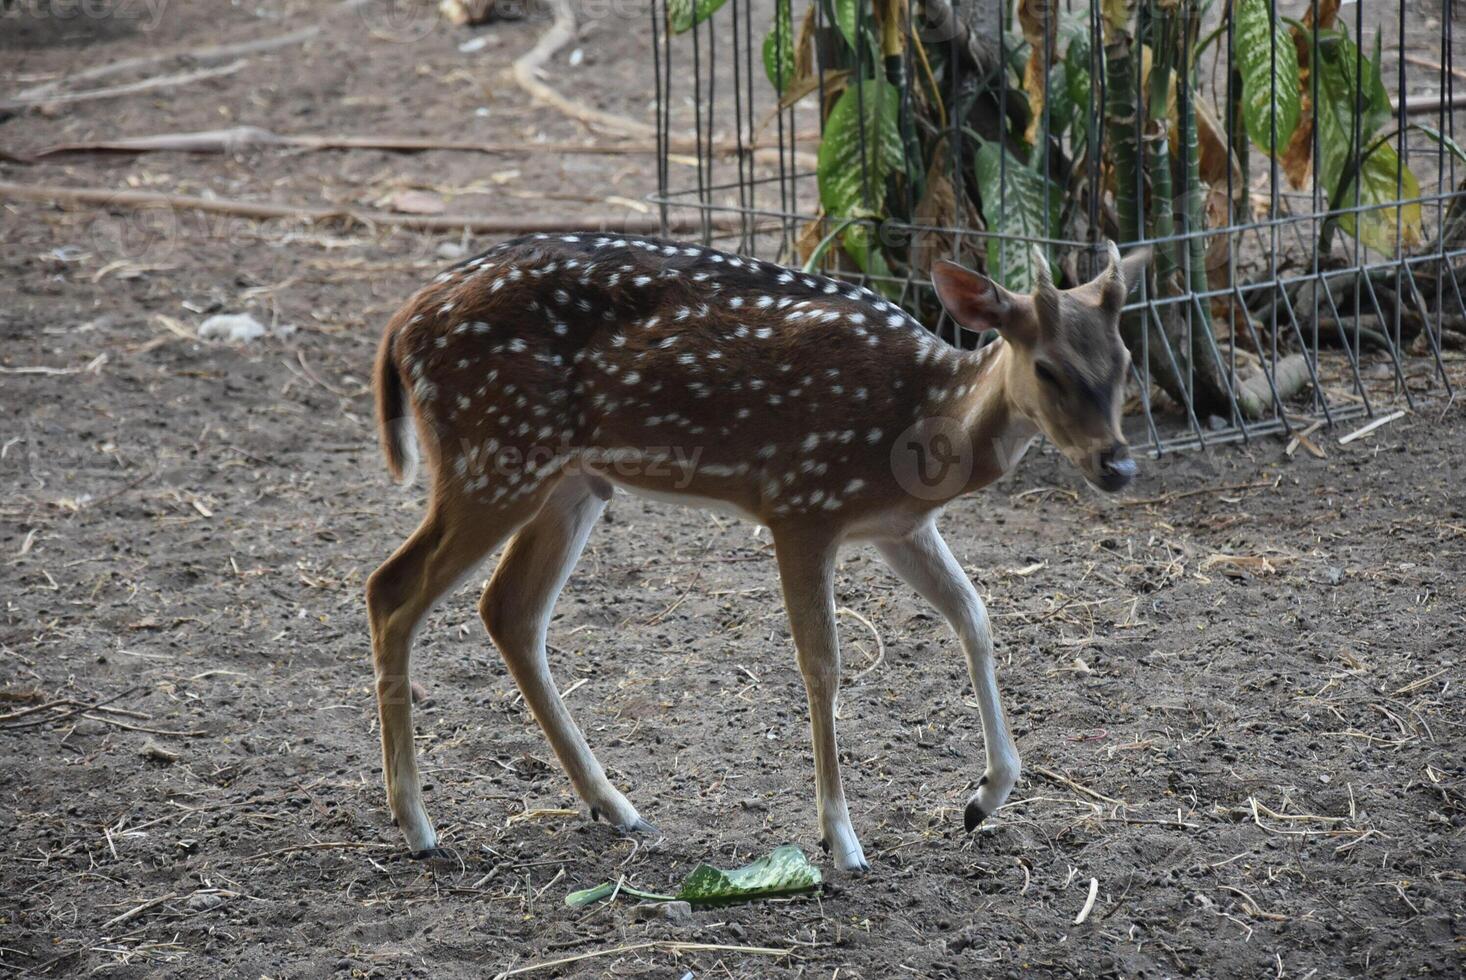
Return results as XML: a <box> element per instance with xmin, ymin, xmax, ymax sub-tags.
<box><xmin>374</xmin><ymin>322</ymin><xmax>419</xmax><ymax>485</ymax></box>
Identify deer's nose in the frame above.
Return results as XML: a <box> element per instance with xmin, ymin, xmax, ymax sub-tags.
<box><xmin>1095</xmin><ymin>446</ymin><xmax>1136</xmax><ymax>490</ymax></box>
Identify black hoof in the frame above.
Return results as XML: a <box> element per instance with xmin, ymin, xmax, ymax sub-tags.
<box><xmin>964</xmin><ymin>800</ymin><xmax>988</xmax><ymax>833</ymax></box>
<box><xmin>409</xmin><ymin>846</ymin><xmax>448</xmax><ymax>861</ymax></box>
<box><xmin>623</xmin><ymin>817</ymin><xmax>660</xmax><ymax>836</ymax></box>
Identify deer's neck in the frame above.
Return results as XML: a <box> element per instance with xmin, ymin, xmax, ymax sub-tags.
<box><xmin>953</xmin><ymin>340</ymin><xmax>1039</xmax><ymax>495</ymax></box>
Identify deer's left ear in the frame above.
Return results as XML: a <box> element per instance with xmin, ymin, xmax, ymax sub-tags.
<box><xmin>1096</xmin><ymin>243</ymin><xmax>1152</xmax><ymax>313</ymax></box>
<box><xmin>932</xmin><ymin>261</ymin><xmax>1036</xmax><ymax>344</ymax></box>
<box><xmin>1119</xmin><ymin>247</ymin><xmax>1151</xmax><ymax>296</ymax></box>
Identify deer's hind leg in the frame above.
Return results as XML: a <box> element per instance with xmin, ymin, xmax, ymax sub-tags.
<box><xmin>368</xmin><ymin>482</ymin><xmax>555</xmax><ymax>857</ymax></box>
<box><xmin>479</xmin><ymin>474</ymin><xmax>654</xmax><ymax>835</ymax></box>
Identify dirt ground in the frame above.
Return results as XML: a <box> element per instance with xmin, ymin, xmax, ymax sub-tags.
<box><xmin>3</xmin><ymin>1</ymin><xmax>1464</xmax><ymax>977</ymax></box>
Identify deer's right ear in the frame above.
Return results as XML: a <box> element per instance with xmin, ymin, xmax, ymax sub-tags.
<box><xmin>931</xmin><ymin>261</ymin><xmax>1034</xmax><ymax>344</ymax></box>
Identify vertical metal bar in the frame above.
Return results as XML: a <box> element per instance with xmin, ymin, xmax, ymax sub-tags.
<box><xmin>730</xmin><ymin>0</ymin><xmax>747</xmax><ymax>249</ymax></box>
<box><xmin>1266</xmin><ymin>0</ymin><xmax>1282</xmax><ymax>434</ymax></box>
<box><xmin>1224</xmin><ymin>1</ymin><xmax>1240</xmax><ymax>441</ymax></box>
<box><xmin>1309</xmin><ymin>0</ymin><xmax>1322</xmax><ymax>417</ymax></box>
<box><xmin>690</xmin><ymin>9</ymin><xmax>708</xmax><ymax>242</ymax></box>
<box><xmin>652</xmin><ymin>0</ymin><xmax>668</xmax><ymax>235</ymax></box>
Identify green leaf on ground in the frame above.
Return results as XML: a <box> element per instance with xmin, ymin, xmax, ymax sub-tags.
<box><xmin>565</xmin><ymin>879</ymin><xmax>675</xmax><ymax>908</ymax></box>
<box><xmin>565</xmin><ymin>845</ymin><xmax>823</xmax><ymax>909</ymax></box>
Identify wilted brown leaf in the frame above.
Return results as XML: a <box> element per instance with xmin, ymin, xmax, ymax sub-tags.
<box><xmin>1019</xmin><ymin>0</ymin><xmax>1058</xmax><ymax>146</ymax></box>
<box><xmin>1281</xmin><ymin>102</ymin><xmax>1314</xmax><ymax>188</ymax></box>
<box><xmin>910</xmin><ymin>147</ymin><xmax>983</xmax><ymax>278</ymax></box>
<box><xmin>796</xmin><ymin>216</ymin><xmax>827</xmax><ymax>269</ymax></box>
<box><xmin>1278</xmin><ymin>0</ymin><xmax>1339</xmax><ymax>189</ymax></box>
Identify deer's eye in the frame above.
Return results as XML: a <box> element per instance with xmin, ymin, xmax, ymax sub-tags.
<box><xmin>1034</xmin><ymin>362</ymin><xmax>1062</xmax><ymax>389</ymax></box>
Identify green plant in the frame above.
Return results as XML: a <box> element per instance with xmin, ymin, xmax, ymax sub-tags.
<box><xmin>665</xmin><ymin>0</ymin><xmax>1428</xmax><ymax>418</ymax></box>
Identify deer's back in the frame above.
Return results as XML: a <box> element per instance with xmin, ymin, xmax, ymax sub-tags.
<box><xmin>387</xmin><ymin>234</ymin><xmax>972</xmax><ymax>523</ymax></box>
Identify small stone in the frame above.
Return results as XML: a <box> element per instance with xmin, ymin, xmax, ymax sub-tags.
<box><xmin>186</xmin><ymin>892</ymin><xmax>224</xmax><ymax>912</ymax></box>
<box><xmin>198</xmin><ymin>313</ymin><xmax>266</xmax><ymax>343</ymax></box>
<box><xmin>635</xmin><ymin>901</ymin><xmax>692</xmax><ymax>925</ymax></box>
<box><xmin>140</xmin><ymin>739</ymin><xmax>180</xmax><ymax>764</ymax></box>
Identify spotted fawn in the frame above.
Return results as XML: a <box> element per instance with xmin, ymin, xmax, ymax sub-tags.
<box><xmin>367</xmin><ymin>233</ymin><xmax>1149</xmax><ymax>871</ymax></box>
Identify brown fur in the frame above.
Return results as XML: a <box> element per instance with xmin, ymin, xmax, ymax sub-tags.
<box><xmin>365</xmin><ymin>232</ymin><xmax>1149</xmax><ymax>869</ymax></box>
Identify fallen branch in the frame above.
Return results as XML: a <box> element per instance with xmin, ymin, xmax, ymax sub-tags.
<box><xmin>7</xmin><ymin>125</ymin><xmax>802</xmax><ymax>164</ymax></box>
<box><xmin>0</xmin><ymin>62</ymin><xmax>247</xmax><ymax>113</ymax></box>
<box><xmin>1074</xmin><ymin>877</ymin><xmax>1099</xmax><ymax>925</ymax></box>
<box><xmin>0</xmin><ymin>180</ymin><xmax>744</xmax><ymax>235</ymax></box>
<box><xmin>1234</xmin><ymin>354</ymin><xmax>1312</xmax><ymax>420</ymax></box>
<box><xmin>1118</xmin><ymin>477</ymin><xmax>1278</xmax><ymax>508</ymax></box>
<box><xmin>512</xmin><ymin>0</ymin><xmax>814</xmax><ymax>169</ymax></box>
<box><xmin>1391</xmin><ymin>92</ymin><xmax>1466</xmax><ymax>116</ymax></box>
<box><xmin>494</xmin><ymin>941</ymin><xmax>793</xmax><ymax>980</ymax></box>
<box><xmin>836</xmin><ymin>607</ymin><xmax>885</xmax><ymax>682</ymax></box>
<box><xmin>101</xmin><ymin>892</ymin><xmax>178</xmax><ymax>930</ymax></box>
<box><xmin>12</xmin><ymin>0</ymin><xmax>370</xmax><ymax>102</ymax></box>
<box><xmin>0</xmin><ymin>354</ymin><xmax>107</xmax><ymax>376</ymax></box>
<box><xmin>1338</xmin><ymin>410</ymin><xmax>1407</xmax><ymax>445</ymax></box>
<box><xmin>0</xmin><ymin>687</ymin><xmax>142</xmax><ymax>732</ymax></box>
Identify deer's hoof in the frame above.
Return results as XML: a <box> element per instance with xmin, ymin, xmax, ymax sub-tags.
<box><xmin>590</xmin><ymin>806</ymin><xmax>658</xmax><ymax>837</ymax></box>
<box><xmin>820</xmin><ymin>828</ymin><xmax>869</xmax><ymax>873</ymax></box>
<box><xmin>964</xmin><ymin>799</ymin><xmax>989</xmax><ymax>833</ymax></box>
<box><xmin>408</xmin><ymin>845</ymin><xmax>449</xmax><ymax>861</ymax></box>
<box><xmin>621</xmin><ymin>817</ymin><xmax>661</xmax><ymax>837</ymax></box>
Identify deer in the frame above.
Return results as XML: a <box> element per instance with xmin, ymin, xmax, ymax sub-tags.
<box><xmin>367</xmin><ymin>233</ymin><xmax>1149</xmax><ymax>872</ymax></box>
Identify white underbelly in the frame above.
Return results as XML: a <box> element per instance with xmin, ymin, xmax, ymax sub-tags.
<box><xmin>605</xmin><ymin>478</ymin><xmax>764</xmax><ymax>525</ymax></box>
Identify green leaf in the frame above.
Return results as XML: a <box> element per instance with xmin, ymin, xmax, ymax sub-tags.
<box><xmin>839</xmin><ymin>223</ymin><xmax>900</xmax><ymax>299</ymax></box>
<box><xmin>832</xmin><ymin>0</ymin><xmax>861</xmax><ymax>51</ymax></box>
<box><xmin>1060</xmin><ymin>28</ymin><xmax>1092</xmax><ymax>142</ymax></box>
<box><xmin>565</xmin><ymin>879</ymin><xmax>675</xmax><ymax>909</ymax></box>
<box><xmin>675</xmin><ymin>845</ymin><xmax>823</xmax><ymax>906</ymax></box>
<box><xmin>564</xmin><ymin>846</ymin><xmax>823</xmax><ymax>909</ymax></box>
<box><xmin>1412</xmin><ymin>123</ymin><xmax>1466</xmax><ymax>167</ymax></box>
<box><xmin>668</xmin><ymin>0</ymin><xmax>729</xmax><ymax>34</ymax></box>
<box><xmin>817</xmin><ymin>77</ymin><xmax>904</xmax><ymax>219</ymax></box>
<box><xmin>1315</xmin><ymin>28</ymin><xmax>1423</xmax><ymax>252</ymax></box>
<box><xmin>762</xmin><ymin>0</ymin><xmax>794</xmax><ymax>91</ymax></box>
<box><xmin>973</xmin><ymin>141</ymin><xmax>1062</xmax><ymax>293</ymax></box>
<box><xmin>1235</xmin><ymin>0</ymin><xmax>1300</xmax><ymax>154</ymax></box>
<box><xmin>1336</xmin><ymin>142</ymin><xmax>1424</xmax><ymax>254</ymax></box>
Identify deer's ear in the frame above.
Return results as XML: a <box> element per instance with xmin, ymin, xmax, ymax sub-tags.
<box><xmin>1119</xmin><ymin>247</ymin><xmax>1151</xmax><ymax>296</ymax></box>
<box><xmin>932</xmin><ymin>261</ymin><xmax>1034</xmax><ymax>343</ymax></box>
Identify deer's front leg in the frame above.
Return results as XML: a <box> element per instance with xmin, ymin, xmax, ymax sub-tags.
<box><xmin>772</xmin><ymin>531</ymin><xmax>869</xmax><ymax>873</ymax></box>
<box><xmin>876</xmin><ymin>522</ymin><xmax>1020</xmax><ymax>831</ymax></box>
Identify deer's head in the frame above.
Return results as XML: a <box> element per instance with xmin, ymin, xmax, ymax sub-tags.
<box><xmin>932</xmin><ymin>242</ymin><xmax>1150</xmax><ymax>493</ymax></box>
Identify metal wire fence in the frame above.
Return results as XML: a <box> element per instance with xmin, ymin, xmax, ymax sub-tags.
<box><xmin>648</xmin><ymin>0</ymin><xmax>1463</xmax><ymax>453</ymax></box>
